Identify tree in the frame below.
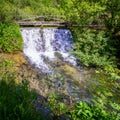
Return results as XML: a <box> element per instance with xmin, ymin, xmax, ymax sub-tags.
<box><xmin>103</xmin><ymin>0</ymin><xmax>120</xmax><ymax>34</ymax></box>
<box><xmin>0</xmin><ymin>1</ymin><xmax>15</xmax><ymax>23</ymax></box>
<box><xmin>58</xmin><ymin>0</ymin><xmax>105</xmax><ymax>25</ymax></box>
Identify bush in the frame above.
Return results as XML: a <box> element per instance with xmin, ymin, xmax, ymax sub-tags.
<box><xmin>0</xmin><ymin>23</ymin><xmax>23</xmax><ymax>53</ymax></box>
<box><xmin>72</xmin><ymin>29</ymin><xmax>116</xmax><ymax>67</ymax></box>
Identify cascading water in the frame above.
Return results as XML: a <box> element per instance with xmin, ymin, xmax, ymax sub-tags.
<box><xmin>21</xmin><ymin>28</ymin><xmax>77</xmax><ymax>73</ymax></box>
<box><xmin>21</xmin><ymin>27</ymin><xmax>95</xmax><ymax>103</ymax></box>
<box><xmin>20</xmin><ymin>27</ymin><xmax>115</xmax><ymax>106</ymax></box>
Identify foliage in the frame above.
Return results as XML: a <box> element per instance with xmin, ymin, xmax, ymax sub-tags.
<box><xmin>58</xmin><ymin>0</ymin><xmax>105</xmax><ymax>25</ymax></box>
<box><xmin>57</xmin><ymin>0</ymin><xmax>120</xmax><ymax>66</ymax></box>
<box><xmin>69</xmin><ymin>101</ymin><xmax>120</xmax><ymax>120</ymax></box>
<box><xmin>47</xmin><ymin>92</ymin><xmax>68</xmax><ymax>116</ymax></box>
<box><xmin>94</xmin><ymin>66</ymin><xmax>120</xmax><ymax>103</ymax></box>
<box><xmin>72</xmin><ymin>29</ymin><xmax>116</xmax><ymax>67</ymax></box>
<box><xmin>0</xmin><ymin>59</ymin><xmax>14</xmax><ymax>77</ymax></box>
<box><xmin>0</xmin><ymin>72</ymin><xmax>47</xmax><ymax>120</ymax></box>
<box><xmin>103</xmin><ymin>66</ymin><xmax>120</xmax><ymax>80</ymax></box>
<box><xmin>0</xmin><ymin>0</ymin><xmax>15</xmax><ymax>23</ymax></box>
<box><xmin>67</xmin><ymin>66</ymin><xmax>120</xmax><ymax>120</ymax></box>
<box><xmin>0</xmin><ymin>1</ymin><xmax>120</xmax><ymax>120</ymax></box>
<box><xmin>45</xmin><ymin>65</ymin><xmax>120</xmax><ymax>120</ymax></box>
<box><xmin>101</xmin><ymin>0</ymin><xmax>120</xmax><ymax>34</ymax></box>
<box><xmin>0</xmin><ymin>23</ymin><xmax>23</xmax><ymax>53</ymax></box>
<box><xmin>0</xmin><ymin>0</ymin><xmax>64</xmax><ymax>21</ymax></box>
<box><xmin>0</xmin><ymin>0</ymin><xmax>120</xmax><ymax>31</ymax></box>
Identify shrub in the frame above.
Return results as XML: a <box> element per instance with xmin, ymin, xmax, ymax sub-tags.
<box><xmin>0</xmin><ymin>23</ymin><xmax>23</xmax><ymax>53</ymax></box>
<box><xmin>72</xmin><ymin>29</ymin><xmax>116</xmax><ymax>67</ymax></box>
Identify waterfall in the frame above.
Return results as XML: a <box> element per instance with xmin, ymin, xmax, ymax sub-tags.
<box><xmin>21</xmin><ymin>28</ymin><xmax>76</xmax><ymax>73</ymax></box>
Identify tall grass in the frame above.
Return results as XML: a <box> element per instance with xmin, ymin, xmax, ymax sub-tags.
<box><xmin>0</xmin><ymin>72</ymin><xmax>47</xmax><ymax>120</ymax></box>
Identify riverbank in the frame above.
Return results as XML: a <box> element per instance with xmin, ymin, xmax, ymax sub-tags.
<box><xmin>0</xmin><ymin>51</ymin><xmax>120</xmax><ymax>119</ymax></box>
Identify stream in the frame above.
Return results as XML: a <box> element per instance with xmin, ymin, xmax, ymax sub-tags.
<box><xmin>21</xmin><ymin>27</ymin><xmax>97</xmax><ymax>103</ymax></box>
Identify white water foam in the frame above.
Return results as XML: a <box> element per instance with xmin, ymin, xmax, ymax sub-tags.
<box><xmin>21</xmin><ymin>28</ymin><xmax>76</xmax><ymax>73</ymax></box>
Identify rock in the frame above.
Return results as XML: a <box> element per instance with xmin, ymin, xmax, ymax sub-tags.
<box><xmin>0</xmin><ymin>49</ymin><xmax>3</xmax><ymax>53</ymax></box>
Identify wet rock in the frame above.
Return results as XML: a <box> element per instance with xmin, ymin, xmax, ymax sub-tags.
<box><xmin>34</xmin><ymin>95</ymin><xmax>53</xmax><ymax>120</ymax></box>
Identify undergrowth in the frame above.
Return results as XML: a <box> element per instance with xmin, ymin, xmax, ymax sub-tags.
<box><xmin>71</xmin><ymin>28</ymin><xmax>116</xmax><ymax>67</ymax></box>
<box><xmin>0</xmin><ymin>72</ymin><xmax>47</xmax><ymax>120</ymax></box>
<box><xmin>0</xmin><ymin>23</ymin><xmax>23</xmax><ymax>53</ymax></box>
